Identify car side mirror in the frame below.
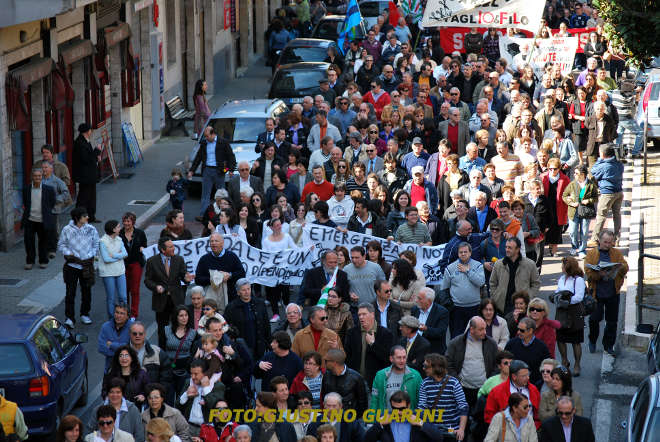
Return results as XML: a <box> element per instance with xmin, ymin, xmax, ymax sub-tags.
<box><xmin>74</xmin><ymin>333</ymin><xmax>88</xmax><ymax>344</ymax></box>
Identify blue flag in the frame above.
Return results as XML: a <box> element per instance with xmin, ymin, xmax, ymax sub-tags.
<box><xmin>337</xmin><ymin>0</ymin><xmax>362</xmax><ymax>55</ymax></box>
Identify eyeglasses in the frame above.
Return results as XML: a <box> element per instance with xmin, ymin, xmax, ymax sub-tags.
<box><xmin>298</xmin><ymin>400</ymin><xmax>311</xmax><ymax>405</ymax></box>
<box><xmin>520</xmin><ymin>404</ymin><xmax>530</xmax><ymax>410</ymax></box>
<box><xmin>391</xmin><ymin>405</ymin><xmax>407</xmax><ymax>411</ymax></box>
<box><xmin>366</xmin><ymin>149</ymin><xmax>375</xmax><ymax>153</ymax></box>
<box><xmin>119</xmin><ymin>353</ymin><xmax>131</xmax><ymax>358</ymax></box>
<box><xmin>338</xmin><ymin>165</ymin><xmax>347</xmax><ymax>169</ymax></box>
<box><xmin>340</xmin><ymin>102</ymin><xmax>349</xmax><ymax>105</ymax></box>
<box><xmin>529</xmin><ymin>307</ymin><xmax>544</xmax><ymax>313</ymax></box>
<box><xmin>238</xmin><ymin>168</ymin><xmax>249</xmax><ymax>171</ymax></box>
<box><xmin>541</xmin><ymin>369</ymin><xmax>552</xmax><ymax>374</ymax></box>
<box><xmin>371</xmin><ymin>85</ymin><xmax>378</xmax><ymax>89</ymax></box>
<box><xmin>450</xmin><ymin>93</ymin><xmax>459</xmax><ymax>96</ymax></box>
<box><xmin>98</xmin><ymin>420</ymin><xmax>114</xmax><ymax>426</ymax></box>
<box><xmin>502</xmin><ymin>360</ymin><xmax>511</xmax><ymax>366</ymax></box>
<box><xmin>286</xmin><ymin>311</ymin><xmax>301</xmax><ymax>316</ymax></box>
<box><xmin>517</xmin><ymin>327</ymin><xmax>528</xmax><ymax>333</ymax></box>
<box><xmin>202</xmin><ymin>307</ymin><xmax>214</xmax><ymax>311</ymax></box>
<box><xmin>131</xmin><ymin>331</ymin><xmax>144</xmax><ymax>336</ymax></box>
<box><xmin>557</xmin><ymin>410</ymin><xmax>573</xmax><ymax>416</ymax></box>
<box><xmin>318</xmin><ymin>316</ymin><xmax>328</xmax><ymax>321</ymax></box>
<box><xmin>369</xmin><ymin>130</ymin><xmax>378</xmax><ymax>134</ymax></box>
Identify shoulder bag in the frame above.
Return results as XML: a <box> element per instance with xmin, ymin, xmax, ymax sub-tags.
<box><xmin>500</xmin><ymin>411</ymin><xmax>507</xmax><ymax>441</ymax></box>
<box><xmin>431</xmin><ymin>376</ymin><xmax>459</xmax><ymax>440</ymax></box>
<box><xmin>171</xmin><ymin>329</ymin><xmax>191</xmax><ymax>378</ymax></box>
<box><xmin>577</xmin><ymin>184</ymin><xmax>596</xmax><ymax>219</ymax></box>
<box><xmin>524</xmin><ymin>213</ymin><xmax>544</xmax><ymax>245</ymax></box>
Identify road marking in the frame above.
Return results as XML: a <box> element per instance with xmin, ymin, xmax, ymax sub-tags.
<box><xmin>76</xmin><ymin>322</ymin><xmax>158</xmax><ymax>419</ymax></box>
<box><xmin>594</xmin><ymin>398</ymin><xmax>613</xmax><ymax>442</ymax></box>
<box><xmin>17</xmin><ymin>272</ymin><xmax>66</xmax><ymax>314</ymax></box>
<box><xmin>599</xmin><ymin>383</ymin><xmax>638</xmax><ymax>396</ymax></box>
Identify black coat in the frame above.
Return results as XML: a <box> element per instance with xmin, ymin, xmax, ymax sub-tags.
<box><xmin>120</xmin><ymin>228</ymin><xmax>148</xmax><ymax>266</ymax></box>
<box><xmin>308</xmin><ymin>420</ymin><xmax>365</xmax><ymax>442</ymax></box>
<box><xmin>72</xmin><ymin>134</ymin><xmax>100</xmax><ymax>184</ymax></box>
<box><xmin>250</xmin><ymin>155</ymin><xmax>285</xmax><ymax>183</ymax></box>
<box><xmin>320</xmin><ymin>366</ymin><xmax>369</xmax><ymax>415</ymax></box>
<box><xmin>343</xmin><ymin>324</ymin><xmax>394</xmax><ymax>386</ymax></box>
<box><xmin>467</xmin><ymin>206</ymin><xmax>499</xmax><ymax>233</ymax></box>
<box><xmin>584</xmin><ymin>113</ymin><xmax>617</xmax><ymax>156</ymax></box>
<box><xmin>523</xmin><ymin>195</ymin><xmax>552</xmax><ymax>233</ymax></box>
<box><xmin>227</xmin><ymin>175</ymin><xmax>264</xmax><ymax>205</ymax></box>
<box><xmin>248</xmin><ymin>421</ymin><xmax>297</xmax><ymax>442</ymax></box>
<box><xmin>365</xmin><ymin>421</ymin><xmax>445</xmax><ymax>442</ymax></box>
<box><xmin>223</xmin><ymin>297</ymin><xmax>271</xmax><ymax>359</ymax></box>
<box><xmin>411</xmin><ymin>304</ymin><xmax>450</xmax><ymax>355</ymax></box>
<box><xmin>399</xmin><ymin>334</ymin><xmax>431</xmax><ymax>374</ymax></box>
<box><xmin>190</xmin><ymin>136</ymin><xmax>237</xmax><ymax>174</ymax></box>
<box><xmin>373</xmin><ymin>300</ymin><xmax>403</xmax><ymax>340</ymax></box>
<box><xmin>538</xmin><ymin>415</ymin><xmax>595</xmax><ymax>442</ymax></box>
<box><xmin>346</xmin><ymin>212</ymin><xmax>390</xmax><ymax>238</ymax></box>
<box><xmin>144</xmin><ymin>254</ymin><xmax>189</xmax><ymax>313</ymax></box>
<box><xmin>298</xmin><ymin>266</ymin><xmax>350</xmax><ymax>305</ymax></box>
<box><xmin>22</xmin><ymin>184</ymin><xmax>56</xmax><ymax>227</ymax></box>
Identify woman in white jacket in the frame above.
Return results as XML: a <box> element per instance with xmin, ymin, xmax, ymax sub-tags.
<box><xmin>98</xmin><ymin>220</ymin><xmax>128</xmax><ymax>319</ymax></box>
<box><xmin>327</xmin><ymin>183</ymin><xmax>354</xmax><ymax>229</ymax></box>
<box><xmin>485</xmin><ymin>393</ymin><xmax>538</xmax><ymax>442</ymax></box>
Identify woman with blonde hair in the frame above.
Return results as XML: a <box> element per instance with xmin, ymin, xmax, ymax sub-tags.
<box><xmin>146</xmin><ymin>418</ymin><xmax>181</xmax><ymax>442</ymax></box>
<box><xmin>528</xmin><ymin>297</ymin><xmax>561</xmax><ymax>359</ymax></box>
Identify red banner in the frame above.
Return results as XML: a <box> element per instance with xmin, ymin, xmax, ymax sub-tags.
<box><xmin>438</xmin><ymin>27</ymin><xmax>595</xmax><ymax>54</ymax></box>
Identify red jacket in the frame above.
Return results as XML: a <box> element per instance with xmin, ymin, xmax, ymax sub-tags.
<box><xmin>534</xmin><ymin>318</ymin><xmax>561</xmax><ymax>359</ymax></box>
<box><xmin>289</xmin><ymin>368</ymin><xmax>326</xmax><ymax>396</ymax></box>
<box><xmin>541</xmin><ymin>172</ymin><xmax>570</xmax><ymax>225</ymax></box>
<box><xmin>364</xmin><ymin>90</ymin><xmax>391</xmax><ymax>120</ymax></box>
<box><xmin>484</xmin><ymin>379</ymin><xmax>541</xmax><ymax>429</ymax></box>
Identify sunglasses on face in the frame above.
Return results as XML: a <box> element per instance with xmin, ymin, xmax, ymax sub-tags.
<box><xmin>338</xmin><ymin>165</ymin><xmax>347</xmax><ymax>169</ymax></box>
<box><xmin>518</xmin><ymin>327</ymin><xmax>528</xmax><ymax>333</ymax></box>
<box><xmin>557</xmin><ymin>410</ymin><xmax>573</xmax><ymax>416</ymax></box>
<box><xmin>318</xmin><ymin>316</ymin><xmax>328</xmax><ymax>321</ymax></box>
<box><xmin>369</xmin><ymin>130</ymin><xmax>378</xmax><ymax>134</ymax></box>
<box><xmin>298</xmin><ymin>400</ymin><xmax>311</xmax><ymax>405</ymax></box>
<box><xmin>529</xmin><ymin>307</ymin><xmax>544</xmax><ymax>313</ymax></box>
<box><xmin>98</xmin><ymin>420</ymin><xmax>114</xmax><ymax>426</ymax></box>
<box><xmin>450</xmin><ymin>92</ymin><xmax>459</xmax><ymax>96</ymax></box>
<box><xmin>131</xmin><ymin>331</ymin><xmax>144</xmax><ymax>336</ymax></box>
<box><xmin>541</xmin><ymin>369</ymin><xmax>552</xmax><ymax>374</ymax></box>
<box><xmin>203</xmin><ymin>307</ymin><xmax>214</xmax><ymax>311</ymax></box>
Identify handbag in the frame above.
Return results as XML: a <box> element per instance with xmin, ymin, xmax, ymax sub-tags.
<box><xmin>500</xmin><ymin>411</ymin><xmax>507</xmax><ymax>441</ymax></box>
<box><xmin>171</xmin><ymin>329</ymin><xmax>191</xmax><ymax>377</ymax></box>
<box><xmin>577</xmin><ymin>203</ymin><xmax>596</xmax><ymax>219</ymax></box>
<box><xmin>523</xmin><ymin>213</ymin><xmax>544</xmax><ymax>245</ymax></box>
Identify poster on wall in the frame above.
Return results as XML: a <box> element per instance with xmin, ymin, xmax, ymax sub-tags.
<box><xmin>223</xmin><ymin>0</ymin><xmax>231</xmax><ymax>30</ymax></box>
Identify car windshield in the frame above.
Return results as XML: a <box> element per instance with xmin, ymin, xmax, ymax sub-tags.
<box><xmin>315</xmin><ymin>22</ymin><xmax>339</xmax><ymax>40</ymax></box>
<box><xmin>272</xmin><ymin>70</ymin><xmax>326</xmax><ymax>97</ymax></box>
<box><xmin>0</xmin><ymin>344</ymin><xmax>33</xmax><ymax>376</ymax></box>
<box><xmin>280</xmin><ymin>46</ymin><xmax>328</xmax><ymax>65</ymax></box>
<box><xmin>209</xmin><ymin>118</ymin><xmax>264</xmax><ymax>143</ymax></box>
<box><xmin>360</xmin><ymin>2</ymin><xmax>386</xmax><ymax>16</ymax></box>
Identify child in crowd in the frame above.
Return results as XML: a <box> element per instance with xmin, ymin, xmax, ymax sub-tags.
<box><xmin>194</xmin><ymin>333</ymin><xmax>224</xmax><ymax>384</ymax></box>
<box><xmin>197</xmin><ymin>299</ymin><xmax>229</xmax><ymax>335</ymax></box>
<box><xmin>166</xmin><ymin>167</ymin><xmax>187</xmax><ymax>210</ymax></box>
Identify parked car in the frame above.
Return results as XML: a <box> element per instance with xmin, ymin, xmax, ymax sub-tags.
<box><xmin>186</xmin><ymin>99</ymin><xmax>289</xmax><ymax>187</ymax></box>
<box><xmin>0</xmin><ymin>314</ymin><xmax>88</xmax><ymax>436</ymax></box>
<box><xmin>648</xmin><ymin>321</ymin><xmax>660</xmax><ymax>374</ymax></box>
<box><xmin>628</xmin><ymin>373</ymin><xmax>660</xmax><ymax>441</ymax></box>
<box><xmin>268</xmin><ymin>62</ymin><xmax>330</xmax><ymax>106</ymax></box>
<box><xmin>275</xmin><ymin>38</ymin><xmax>336</xmax><ymax>72</ymax></box>
<box><xmin>358</xmin><ymin>0</ymin><xmax>390</xmax><ymax>29</ymax></box>
<box><xmin>311</xmin><ymin>15</ymin><xmax>368</xmax><ymax>44</ymax></box>
<box><xmin>635</xmin><ymin>68</ymin><xmax>660</xmax><ymax>148</ymax></box>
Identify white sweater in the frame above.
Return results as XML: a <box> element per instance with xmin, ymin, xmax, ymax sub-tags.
<box><xmin>97</xmin><ymin>234</ymin><xmax>128</xmax><ymax>277</ymax></box>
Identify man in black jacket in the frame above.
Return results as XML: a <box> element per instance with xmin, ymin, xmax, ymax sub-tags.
<box><xmin>320</xmin><ymin>349</ymin><xmax>369</xmax><ymax>415</ymax></box>
<box><xmin>72</xmin><ymin>123</ymin><xmax>101</xmax><ymax>222</ymax></box>
<box><xmin>411</xmin><ymin>287</ymin><xmax>450</xmax><ymax>355</ymax></box>
<box><xmin>189</xmin><ymin>126</ymin><xmax>237</xmax><ymax>220</ymax></box>
<box><xmin>344</xmin><ymin>303</ymin><xmax>394</xmax><ymax>386</ymax></box>
<box><xmin>346</xmin><ymin>198</ymin><xmax>389</xmax><ymax>238</ymax></box>
<box><xmin>128</xmin><ymin>322</ymin><xmax>172</xmax><ymax>390</ymax></box>
<box><xmin>298</xmin><ymin>250</ymin><xmax>350</xmax><ymax>306</ymax></box>
<box><xmin>307</xmin><ymin>392</ymin><xmax>365</xmax><ymax>442</ymax></box>
<box><xmin>22</xmin><ymin>168</ymin><xmax>56</xmax><ymax>269</ymax></box>
<box><xmin>538</xmin><ymin>396</ymin><xmax>595</xmax><ymax>442</ymax></box>
<box><xmin>373</xmin><ymin>280</ymin><xmax>403</xmax><ymax>340</ymax></box>
<box><xmin>223</xmin><ymin>278</ymin><xmax>271</xmax><ymax>360</ymax></box>
<box><xmin>398</xmin><ymin>316</ymin><xmax>430</xmax><ymax>374</ymax></box>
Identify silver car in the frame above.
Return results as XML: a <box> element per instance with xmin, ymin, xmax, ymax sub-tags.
<box><xmin>186</xmin><ymin>99</ymin><xmax>288</xmax><ymax>186</ymax></box>
<box><xmin>635</xmin><ymin>68</ymin><xmax>660</xmax><ymax>148</ymax></box>
<box><xmin>628</xmin><ymin>373</ymin><xmax>660</xmax><ymax>441</ymax></box>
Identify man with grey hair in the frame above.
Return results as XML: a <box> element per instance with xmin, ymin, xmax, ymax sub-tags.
<box><xmin>539</xmin><ymin>395</ymin><xmax>596</xmax><ymax>441</ymax></box>
<box><xmin>467</xmin><ymin>190</ymin><xmax>498</xmax><ymax>233</ymax></box>
<box><xmin>457</xmin><ymin>169</ymin><xmax>492</xmax><ymax>207</ymax></box>
<box><xmin>469</xmin><ymin>99</ymin><xmax>499</xmax><ymax>135</ymax></box>
<box><xmin>441</xmin><ymin>243</ymin><xmax>486</xmax><ymax>338</ymax></box>
<box><xmin>344</xmin><ymin>302</ymin><xmax>394</xmax><ymax>386</ymax></box>
<box><xmin>505</xmin><ymin>316</ymin><xmax>551</xmax><ymax>385</ymax></box>
<box><xmin>411</xmin><ymin>287</ymin><xmax>449</xmax><ymax>354</ymax></box>
<box><xmin>448</xmin><ymin>87</ymin><xmax>471</xmax><ymax>121</ymax></box>
<box><xmin>584</xmin><ymin>101</ymin><xmax>617</xmax><ymax>168</ymax></box>
<box><xmin>223</xmin><ymin>278</ymin><xmax>271</xmax><ymax>358</ymax></box>
<box><xmin>439</xmin><ymin>106</ymin><xmax>470</xmax><ymax>156</ymax></box>
<box><xmin>302</xmin><ymin>96</ymin><xmax>317</xmax><ymax>120</ymax></box>
<box><xmin>186</xmin><ymin>285</ymin><xmax>205</xmax><ymax>330</ymax></box>
<box><xmin>129</xmin><ymin>321</ymin><xmax>172</xmax><ymax>387</ymax></box>
<box><xmin>459</xmin><ymin>142</ymin><xmax>487</xmax><ymax>175</ymax></box>
<box><xmin>233</xmin><ymin>425</ymin><xmax>252</xmax><ymax>440</ymax></box>
<box><xmin>276</xmin><ymin>302</ymin><xmax>307</xmax><ymax>341</ymax></box>
<box><xmin>292</xmin><ymin>305</ymin><xmax>341</xmax><ymax>362</ymax></box>
<box><xmin>228</xmin><ymin>160</ymin><xmax>263</xmax><ymax>205</ymax></box>
<box><xmin>307</xmin><ymin>390</ymin><xmax>366</xmax><ymax>440</ymax></box>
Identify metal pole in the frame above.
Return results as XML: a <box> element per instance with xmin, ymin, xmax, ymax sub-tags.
<box><xmin>638</xmin><ymin>214</ymin><xmax>645</xmax><ymax>328</ymax></box>
<box><xmin>644</xmin><ymin>109</ymin><xmax>649</xmax><ymax>184</ymax></box>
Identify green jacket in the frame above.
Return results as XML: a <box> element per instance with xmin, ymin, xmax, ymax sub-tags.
<box><xmin>370</xmin><ymin>365</ymin><xmax>423</xmax><ymax>411</ymax></box>
<box><xmin>296</xmin><ymin>0</ymin><xmax>311</xmax><ymax>23</ymax></box>
<box><xmin>561</xmin><ymin>178</ymin><xmax>599</xmax><ymax>220</ymax></box>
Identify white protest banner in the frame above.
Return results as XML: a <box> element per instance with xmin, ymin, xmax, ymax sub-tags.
<box><xmin>499</xmin><ymin>35</ymin><xmax>579</xmax><ymax>78</ymax></box>
<box><xmin>143</xmin><ymin>226</ymin><xmax>447</xmax><ymax>286</ymax></box>
<box><xmin>422</xmin><ymin>0</ymin><xmax>544</xmax><ymax>32</ymax></box>
<box><xmin>301</xmin><ymin>225</ymin><xmax>446</xmax><ymax>284</ymax></box>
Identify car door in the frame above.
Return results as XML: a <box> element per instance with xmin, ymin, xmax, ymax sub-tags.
<box><xmin>630</xmin><ymin>380</ymin><xmax>651</xmax><ymax>441</ymax></box>
<box><xmin>42</xmin><ymin>318</ymin><xmax>81</xmax><ymax>412</ymax></box>
<box><xmin>30</xmin><ymin>325</ymin><xmax>62</xmax><ymax>402</ymax></box>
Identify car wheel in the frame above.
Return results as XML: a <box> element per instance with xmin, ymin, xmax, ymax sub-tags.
<box><xmin>76</xmin><ymin>369</ymin><xmax>88</xmax><ymax>407</ymax></box>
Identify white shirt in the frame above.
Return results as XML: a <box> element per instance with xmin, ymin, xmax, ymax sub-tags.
<box><xmin>556</xmin><ymin>275</ymin><xmax>586</xmax><ymax>304</ymax></box>
<box><xmin>29</xmin><ymin>184</ymin><xmax>43</xmax><ymax>222</ymax></box>
<box><xmin>180</xmin><ymin>382</ymin><xmax>213</xmax><ymax>425</ymax></box>
<box><xmin>417</xmin><ymin>305</ymin><xmax>432</xmax><ymax>331</ymax></box>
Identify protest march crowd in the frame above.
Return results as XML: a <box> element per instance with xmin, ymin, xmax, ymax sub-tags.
<box><xmin>9</xmin><ymin>0</ymin><xmax>635</xmax><ymax>441</ymax></box>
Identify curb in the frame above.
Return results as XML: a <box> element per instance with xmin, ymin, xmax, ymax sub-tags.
<box><xmin>135</xmin><ymin>193</ymin><xmax>170</xmax><ymax>230</ymax></box>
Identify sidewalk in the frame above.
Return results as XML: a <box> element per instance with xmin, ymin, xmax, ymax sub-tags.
<box><xmin>0</xmin><ymin>59</ymin><xmax>273</xmax><ymax>315</ymax></box>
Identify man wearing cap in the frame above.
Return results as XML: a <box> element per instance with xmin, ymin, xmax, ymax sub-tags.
<box><xmin>400</xmin><ymin>138</ymin><xmax>430</xmax><ymax>177</ymax></box>
<box><xmin>370</xmin><ymin>345</ymin><xmax>423</xmax><ymax>411</ymax></box>
<box><xmin>398</xmin><ymin>315</ymin><xmax>430</xmax><ymax>373</ymax></box>
<box><xmin>439</xmin><ymin>107</ymin><xmax>470</xmax><ymax>157</ymax></box>
<box><xmin>317</xmin><ymin>78</ymin><xmax>337</xmax><ymax>107</ymax></box>
<box><xmin>402</xmin><ymin>165</ymin><xmax>438</xmax><ymax>216</ymax></box>
<box><xmin>446</xmin><ymin>316</ymin><xmax>498</xmax><ymax>409</ymax></box>
<box><xmin>484</xmin><ymin>359</ymin><xmax>542</xmax><ymax>429</ymax></box>
<box><xmin>72</xmin><ymin>123</ymin><xmax>102</xmax><ymax>223</ymax></box>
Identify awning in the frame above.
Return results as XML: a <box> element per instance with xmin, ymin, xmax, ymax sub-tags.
<box><xmin>104</xmin><ymin>22</ymin><xmax>131</xmax><ymax>47</ymax></box>
<box><xmin>8</xmin><ymin>57</ymin><xmax>54</xmax><ymax>86</ymax></box>
<box><xmin>59</xmin><ymin>39</ymin><xmax>94</xmax><ymax>65</ymax></box>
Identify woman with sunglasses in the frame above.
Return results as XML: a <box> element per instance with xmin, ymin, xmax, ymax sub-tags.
<box><xmin>249</xmin><ymin>192</ymin><xmax>268</xmax><ymax>229</ymax></box>
<box><xmin>484</xmin><ymin>393</ymin><xmax>537</xmax><ymax>442</ymax></box>
<box><xmin>538</xmin><ymin>366</ymin><xmax>584</xmax><ymax>422</ymax></box>
<box><xmin>330</xmin><ymin>159</ymin><xmax>351</xmax><ymax>186</ymax></box>
<box><xmin>93</xmin><ymin>377</ymin><xmax>144</xmax><ymax>441</ymax></box>
<box><xmin>540</xmin><ymin>158</ymin><xmax>570</xmax><ymax>257</ymax></box>
<box><xmin>366</xmin><ymin>123</ymin><xmax>387</xmax><ymax>155</ymax></box>
<box><xmin>528</xmin><ymin>297</ymin><xmax>561</xmax><ymax>359</ymax></box>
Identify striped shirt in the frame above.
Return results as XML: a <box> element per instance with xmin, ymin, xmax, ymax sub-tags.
<box><xmin>418</xmin><ymin>376</ymin><xmax>469</xmax><ymax>430</ymax></box>
<box><xmin>491</xmin><ymin>154</ymin><xmax>524</xmax><ymax>186</ymax></box>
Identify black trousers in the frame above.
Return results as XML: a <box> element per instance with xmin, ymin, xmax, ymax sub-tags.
<box><xmin>589</xmin><ymin>294</ymin><xmax>620</xmax><ymax>349</ymax></box>
<box><xmin>63</xmin><ymin>265</ymin><xmax>93</xmax><ymax>321</ymax></box>
<box><xmin>76</xmin><ymin>182</ymin><xmax>97</xmax><ymax>220</ymax></box>
<box><xmin>449</xmin><ymin>305</ymin><xmax>480</xmax><ymax>339</ymax></box>
<box><xmin>265</xmin><ymin>285</ymin><xmax>290</xmax><ymax>316</ymax></box>
<box><xmin>24</xmin><ymin>220</ymin><xmax>49</xmax><ymax>265</ymax></box>
<box><xmin>156</xmin><ymin>296</ymin><xmax>176</xmax><ymax>348</ymax></box>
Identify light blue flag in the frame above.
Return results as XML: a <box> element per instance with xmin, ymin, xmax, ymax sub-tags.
<box><xmin>337</xmin><ymin>0</ymin><xmax>362</xmax><ymax>55</ymax></box>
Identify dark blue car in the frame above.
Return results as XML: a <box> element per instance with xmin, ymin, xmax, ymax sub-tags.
<box><xmin>0</xmin><ymin>314</ymin><xmax>88</xmax><ymax>436</ymax></box>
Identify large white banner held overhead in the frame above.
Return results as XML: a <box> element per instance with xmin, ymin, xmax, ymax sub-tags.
<box><xmin>422</xmin><ymin>0</ymin><xmax>545</xmax><ymax>32</ymax></box>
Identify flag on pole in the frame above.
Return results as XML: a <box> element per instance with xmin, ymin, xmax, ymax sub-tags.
<box><xmin>316</xmin><ymin>267</ymin><xmax>339</xmax><ymax>307</ymax></box>
<box><xmin>401</xmin><ymin>0</ymin><xmax>423</xmax><ymax>23</ymax></box>
<box><xmin>337</xmin><ymin>0</ymin><xmax>362</xmax><ymax>55</ymax></box>
<box><xmin>388</xmin><ymin>1</ymin><xmax>400</xmax><ymax>27</ymax></box>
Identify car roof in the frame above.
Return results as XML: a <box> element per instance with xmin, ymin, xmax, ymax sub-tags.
<box><xmin>284</xmin><ymin>38</ymin><xmax>334</xmax><ymax>48</ymax></box>
<box><xmin>210</xmin><ymin>99</ymin><xmax>286</xmax><ymax>119</ymax></box>
<box><xmin>277</xmin><ymin>62</ymin><xmax>331</xmax><ymax>72</ymax></box>
<box><xmin>0</xmin><ymin>314</ymin><xmax>43</xmax><ymax>340</ymax></box>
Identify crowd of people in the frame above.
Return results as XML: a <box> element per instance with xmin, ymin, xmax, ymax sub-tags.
<box><xmin>2</xmin><ymin>1</ymin><xmax>635</xmax><ymax>442</ymax></box>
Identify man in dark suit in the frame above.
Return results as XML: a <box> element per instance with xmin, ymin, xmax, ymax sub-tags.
<box><xmin>72</xmin><ymin>123</ymin><xmax>101</xmax><ymax>223</ymax></box>
<box><xmin>466</xmin><ymin>190</ymin><xmax>498</xmax><ymax>233</ymax></box>
<box><xmin>398</xmin><ymin>315</ymin><xmax>430</xmax><ymax>373</ymax></box>
<box><xmin>298</xmin><ymin>250</ymin><xmax>350</xmax><ymax>305</ymax></box>
<box><xmin>255</xmin><ymin>118</ymin><xmax>276</xmax><ymax>152</ymax></box>
<box><xmin>224</xmin><ymin>278</ymin><xmax>271</xmax><ymax>360</ymax></box>
<box><xmin>272</xmin><ymin>127</ymin><xmax>291</xmax><ymax>161</ymax></box>
<box><xmin>439</xmin><ymin>110</ymin><xmax>471</xmax><ymax>157</ymax></box>
<box><xmin>344</xmin><ymin>302</ymin><xmax>394</xmax><ymax>386</ymax></box>
<box><xmin>373</xmin><ymin>280</ymin><xmax>403</xmax><ymax>340</ymax></box>
<box><xmin>144</xmin><ymin>237</ymin><xmax>194</xmax><ymax>348</ymax></box>
<box><xmin>538</xmin><ymin>396</ymin><xmax>596</xmax><ymax>442</ymax></box>
<box><xmin>307</xmin><ymin>391</ymin><xmax>365</xmax><ymax>442</ymax></box>
<box><xmin>227</xmin><ymin>161</ymin><xmax>264</xmax><ymax>205</ymax></box>
<box><xmin>411</xmin><ymin>287</ymin><xmax>450</xmax><ymax>355</ymax></box>
<box><xmin>22</xmin><ymin>168</ymin><xmax>56</xmax><ymax>269</ymax></box>
<box><xmin>584</xmin><ymin>101</ymin><xmax>617</xmax><ymax>168</ymax></box>
<box><xmin>189</xmin><ymin>126</ymin><xmax>237</xmax><ymax>220</ymax></box>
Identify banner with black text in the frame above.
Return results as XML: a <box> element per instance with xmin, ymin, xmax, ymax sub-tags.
<box><xmin>422</xmin><ymin>0</ymin><xmax>544</xmax><ymax>32</ymax></box>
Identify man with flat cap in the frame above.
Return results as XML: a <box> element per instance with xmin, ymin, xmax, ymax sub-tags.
<box><xmin>72</xmin><ymin>123</ymin><xmax>102</xmax><ymax>223</ymax></box>
<box><xmin>398</xmin><ymin>315</ymin><xmax>430</xmax><ymax>373</ymax></box>
<box><xmin>317</xmin><ymin>78</ymin><xmax>336</xmax><ymax>107</ymax></box>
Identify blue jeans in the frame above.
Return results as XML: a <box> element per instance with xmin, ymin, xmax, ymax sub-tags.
<box><xmin>103</xmin><ymin>274</ymin><xmax>127</xmax><ymax>318</ymax></box>
<box><xmin>617</xmin><ymin>119</ymin><xmax>644</xmax><ymax>155</ymax></box>
<box><xmin>199</xmin><ymin>167</ymin><xmax>226</xmax><ymax>216</ymax></box>
<box><xmin>568</xmin><ymin>214</ymin><xmax>590</xmax><ymax>253</ymax></box>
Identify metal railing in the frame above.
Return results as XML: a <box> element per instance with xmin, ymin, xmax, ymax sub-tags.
<box><xmin>637</xmin><ymin>213</ymin><xmax>660</xmax><ymax>333</ymax></box>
